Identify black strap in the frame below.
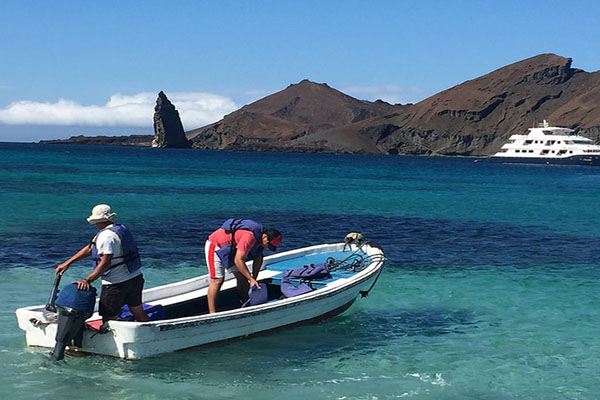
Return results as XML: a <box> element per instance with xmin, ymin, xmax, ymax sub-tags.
<box><xmin>91</xmin><ymin>248</ymin><xmax>140</xmax><ymax>271</ymax></box>
<box><xmin>359</xmin><ymin>263</ymin><xmax>384</xmax><ymax>298</ymax></box>
<box><xmin>226</xmin><ymin>219</ymin><xmax>244</xmax><ymax>265</ymax></box>
<box><xmin>92</xmin><ymin>250</ymin><xmax>139</xmax><ymax>262</ymax></box>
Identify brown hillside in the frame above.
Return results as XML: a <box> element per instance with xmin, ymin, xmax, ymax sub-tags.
<box><xmin>187</xmin><ymin>79</ymin><xmax>398</xmax><ymax>151</ymax></box>
<box><xmin>187</xmin><ymin>54</ymin><xmax>600</xmax><ymax>156</ymax></box>
<box><xmin>346</xmin><ymin>53</ymin><xmax>600</xmax><ymax>156</ymax></box>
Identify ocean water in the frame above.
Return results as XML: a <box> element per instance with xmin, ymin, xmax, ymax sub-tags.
<box><xmin>1</xmin><ymin>142</ymin><xmax>600</xmax><ymax>399</ymax></box>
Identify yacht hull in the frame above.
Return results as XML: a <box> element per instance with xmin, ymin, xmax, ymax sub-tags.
<box><xmin>488</xmin><ymin>155</ymin><xmax>600</xmax><ymax>166</ymax></box>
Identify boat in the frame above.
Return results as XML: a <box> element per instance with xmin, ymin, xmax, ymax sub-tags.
<box><xmin>488</xmin><ymin>120</ymin><xmax>600</xmax><ymax>166</ymax></box>
<box><xmin>15</xmin><ymin>238</ymin><xmax>385</xmax><ymax>360</ymax></box>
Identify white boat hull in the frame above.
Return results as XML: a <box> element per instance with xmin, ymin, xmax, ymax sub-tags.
<box><xmin>489</xmin><ymin>154</ymin><xmax>600</xmax><ymax>166</ymax></box>
<box><xmin>16</xmin><ymin>242</ymin><xmax>385</xmax><ymax>359</ymax></box>
<box><xmin>490</xmin><ymin>120</ymin><xmax>600</xmax><ymax>166</ymax></box>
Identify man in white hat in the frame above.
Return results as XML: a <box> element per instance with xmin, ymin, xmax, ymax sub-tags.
<box><xmin>56</xmin><ymin>204</ymin><xmax>149</xmax><ymax>323</ymax></box>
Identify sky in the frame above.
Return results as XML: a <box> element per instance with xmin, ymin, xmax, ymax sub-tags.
<box><xmin>1</xmin><ymin>0</ymin><xmax>599</xmax><ymax>142</ymax></box>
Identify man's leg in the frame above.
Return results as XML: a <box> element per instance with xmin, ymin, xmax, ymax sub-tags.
<box><xmin>121</xmin><ymin>274</ymin><xmax>150</xmax><ymax>321</ymax></box>
<box><xmin>129</xmin><ymin>304</ymin><xmax>150</xmax><ymax>322</ymax></box>
<box><xmin>205</xmin><ymin>240</ymin><xmax>226</xmax><ymax>314</ymax></box>
<box><xmin>207</xmin><ymin>278</ymin><xmax>224</xmax><ymax>313</ymax></box>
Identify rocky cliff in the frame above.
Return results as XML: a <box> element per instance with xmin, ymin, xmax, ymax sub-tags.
<box><xmin>152</xmin><ymin>91</ymin><xmax>191</xmax><ymax>148</ymax></box>
<box><xmin>39</xmin><ymin>54</ymin><xmax>600</xmax><ymax>156</ymax></box>
<box><xmin>347</xmin><ymin>54</ymin><xmax>600</xmax><ymax>156</ymax></box>
<box><xmin>188</xmin><ymin>54</ymin><xmax>600</xmax><ymax>156</ymax></box>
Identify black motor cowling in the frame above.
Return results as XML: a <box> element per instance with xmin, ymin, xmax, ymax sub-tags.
<box><xmin>50</xmin><ymin>283</ymin><xmax>97</xmax><ymax>361</ymax></box>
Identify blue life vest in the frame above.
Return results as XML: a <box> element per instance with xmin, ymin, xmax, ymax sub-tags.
<box><xmin>281</xmin><ymin>263</ymin><xmax>331</xmax><ymax>298</ymax></box>
<box><xmin>91</xmin><ymin>224</ymin><xmax>141</xmax><ymax>275</ymax></box>
<box><xmin>215</xmin><ymin>218</ymin><xmax>265</xmax><ymax>268</ymax></box>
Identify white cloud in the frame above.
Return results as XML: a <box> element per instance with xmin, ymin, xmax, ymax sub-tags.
<box><xmin>0</xmin><ymin>92</ymin><xmax>238</xmax><ymax>129</ymax></box>
<box><xmin>341</xmin><ymin>84</ymin><xmax>428</xmax><ymax>105</ymax></box>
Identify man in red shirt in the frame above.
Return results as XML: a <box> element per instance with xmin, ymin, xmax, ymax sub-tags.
<box><xmin>204</xmin><ymin>219</ymin><xmax>282</xmax><ymax>313</ymax></box>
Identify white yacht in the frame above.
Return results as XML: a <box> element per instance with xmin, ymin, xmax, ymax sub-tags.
<box><xmin>489</xmin><ymin>120</ymin><xmax>600</xmax><ymax>166</ymax></box>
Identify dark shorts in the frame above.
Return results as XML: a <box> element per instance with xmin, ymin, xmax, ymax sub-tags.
<box><xmin>99</xmin><ymin>274</ymin><xmax>144</xmax><ymax>319</ymax></box>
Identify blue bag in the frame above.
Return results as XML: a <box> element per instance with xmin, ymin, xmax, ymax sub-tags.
<box><xmin>241</xmin><ymin>284</ymin><xmax>269</xmax><ymax>307</ymax></box>
<box><xmin>55</xmin><ymin>283</ymin><xmax>97</xmax><ymax>315</ymax></box>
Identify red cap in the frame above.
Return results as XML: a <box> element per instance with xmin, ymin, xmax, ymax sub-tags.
<box><xmin>267</xmin><ymin>234</ymin><xmax>282</xmax><ymax>251</ymax></box>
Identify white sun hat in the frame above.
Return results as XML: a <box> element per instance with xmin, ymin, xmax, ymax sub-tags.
<box><xmin>86</xmin><ymin>204</ymin><xmax>117</xmax><ymax>224</ymax></box>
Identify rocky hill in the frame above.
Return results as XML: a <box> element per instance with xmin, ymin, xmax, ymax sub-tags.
<box><xmin>188</xmin><ymin>54</ymin><xmax>600</xmax><ymax>156</ymax></box>
<box><xmin>345</xmin><ymin>53</ymin><xmax>600</xmax><ymax>155</ymax></box>
<box><xmin>187</xmin><ymin>79</ymin><xmax>400</xmax><ymax>153</ymax></box>
<box><xmin>41</xmin><ymin>54</ymin><xmax>600</xmax><ymax>156</ymax></box>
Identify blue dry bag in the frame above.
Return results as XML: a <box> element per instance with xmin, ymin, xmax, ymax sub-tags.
<box><xmin>241</xmin><ymin>284</ymin><xmax>269</xmax><ymax>307</ymax></box>
<box><xmin>55</xmin><ymin>283</ymin><xmax>97</xmax><ymax>315</ymax></box>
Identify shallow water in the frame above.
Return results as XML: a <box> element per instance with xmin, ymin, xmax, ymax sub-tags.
<box><xmin>1</xmin><ymin>142</ymin><xmax>600</xmax><ymax>399</ymax></box>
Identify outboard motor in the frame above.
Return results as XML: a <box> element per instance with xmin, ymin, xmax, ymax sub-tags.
<box><xmin>50</xmin><ymin>283</ymin><xmax>97</xmax><ymax>361</ymax></box>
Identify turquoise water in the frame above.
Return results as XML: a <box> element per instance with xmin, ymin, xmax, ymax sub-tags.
<box><xmin>1</xmin><ymin>142</ymin><xmax>600</xmax><ymax>399</ymax></box>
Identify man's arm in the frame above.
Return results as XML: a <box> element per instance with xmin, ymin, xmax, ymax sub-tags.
<box><xmin>55</xmin><ymin>245</ymin><xmax>93</xmax><ymax>275</ymax></box>
<box><xmin>74</xmin><ymin>254</ymin><xmax>113</xmax><ymax>290</ymax></box>
<box><xmin>234</xmin><ymin>250</ymin><xmax>259</xmax><ymax>288</ymax></box>
<box><xmin>251</xmin><ymin>254</ymin><xmax>263</xmax><ymax>280</ymax></box>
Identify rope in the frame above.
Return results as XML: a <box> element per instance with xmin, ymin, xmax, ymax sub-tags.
<box><xmin>288</xmin><ymin>237</ymin><xmax>386</xmax><ymax>297</ymax></box>
<box><xmin>340</xmin><ymin>239</ymin><xmax>386</xmax><ymax>297</ymax></box>
<box><xmin>358</xmin><ymin>253</ymin><xmax>386</xmax><ymax>297</ymax></box>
